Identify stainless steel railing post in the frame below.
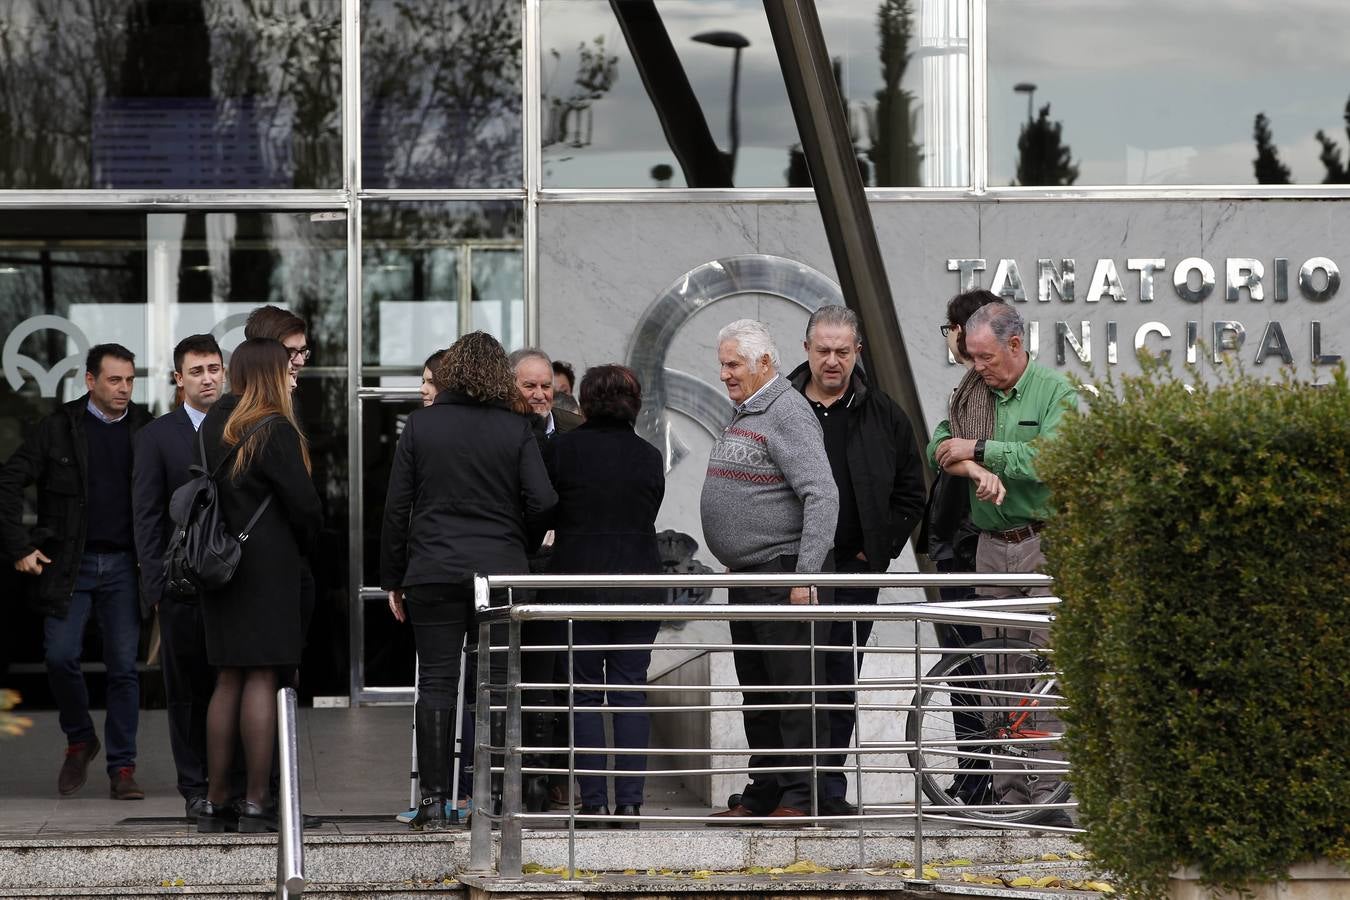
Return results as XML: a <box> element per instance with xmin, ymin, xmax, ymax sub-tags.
<box><xmin>276</xmin><ymin>686</ymin><xmax>305</xmax><ymax>899</ymax></box>
<box><xmin>852</xmin><ymin>617</ymin><xmax>864</xmax><ymax>865</ymax></box>
<box><xmin>468</xmin><ymin>614</ymin><xmax>495</xmax><ymax>873</ymax></box>
<box><xmin>566</xmin><ymin>617</ymin><xmax>577</xmax><ymax>877</ymax></box>
<box><xmin>499</xmin><ymin>616</ymin><xmax>525</xmax><ymax>878</ymax></box>
<box><xmin>911</xmin><ymin>617</ymin><xmax>925</xmax><ymax>880</ymax></box>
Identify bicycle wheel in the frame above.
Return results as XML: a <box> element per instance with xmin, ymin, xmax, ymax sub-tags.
<box><xmin>905</xmin><ymin>638</ymin><xmax>1072</xmax><ymax>824</ymax></box>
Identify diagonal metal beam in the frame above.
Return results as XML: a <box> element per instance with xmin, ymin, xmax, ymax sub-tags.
<box><xmin>761</xmin><ymin>0</ymin><xmax>932</xmax><ymax>476</ymax></box>
<box><xmin>609</xmin><ymin>0</ymin><xmax>733</xmax><ymax>187</ymax></box>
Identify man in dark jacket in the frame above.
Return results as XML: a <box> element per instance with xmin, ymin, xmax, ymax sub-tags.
<box><xmin>131</xmin><ymin>334</ymin><xmax>224</xmax><ymax>820</ymax></box>
<box><xmin>0</xmin><ymin>344</ymin><xmax>152</xmax><ymax>799</ymax></box>
<box><xmin>788</xmin><ymin>305</ymin><xmax>927</xmax><ymax>815</ymax></box>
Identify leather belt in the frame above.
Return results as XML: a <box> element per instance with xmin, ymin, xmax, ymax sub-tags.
<box><xmin>986</xmin><ymin>521</ymin><xmax>1045</xmax><ymax>544</ymax></box>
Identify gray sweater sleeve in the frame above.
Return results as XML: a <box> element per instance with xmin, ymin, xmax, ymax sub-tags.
<box><xmin>771</xmin><ymin>397</ymin><xmax>839</xmax><ymax>574</ymax></box>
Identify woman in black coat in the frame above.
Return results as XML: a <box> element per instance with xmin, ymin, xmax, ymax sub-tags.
<box><xmin>544</xmin><ymin>364</ymin><xmax>665</xmax><ymax>828</ymax></box>
<box><xmin>381</xmin><ymin>331</ymin><xmax>557</xmax><ymax>831</ymax></box>
<box><xmin>198</xmin><ymin>339</ymin><xmax>322</xmax><ymax>833</ymax></box>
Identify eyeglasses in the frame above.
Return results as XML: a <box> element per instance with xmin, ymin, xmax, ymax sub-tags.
<box><xmin>287</xmin><ymin>346</ymin><xmax>312</xmax><ymax>362</ymax></box>
<box><xmin>939</xmin><ymin>324</ymin><xmax>959</xmax><ymax>337</ymax></box>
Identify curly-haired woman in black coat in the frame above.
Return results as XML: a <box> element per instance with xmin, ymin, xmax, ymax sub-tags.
<box><xmin>381</xmin><ymin>332</ymin><xmax>557</xmax><ymax>830</ymax></box>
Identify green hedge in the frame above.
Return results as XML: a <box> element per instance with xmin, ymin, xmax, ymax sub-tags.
<box><xmin>1038</xmin><ymin>364</ymin><xmax>1350</xmax><ymax>899</ymax></box>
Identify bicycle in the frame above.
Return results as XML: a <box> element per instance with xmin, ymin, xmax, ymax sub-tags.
<box><xmin>904</xmin><ymin>637</ymin><xmax>1072</xmax><ymax>824</ymax></box>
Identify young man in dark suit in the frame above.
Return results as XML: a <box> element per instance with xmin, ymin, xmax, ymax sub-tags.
<box><xmin>0</xmin><ymin>344</ymin><xmax>153</xmax><ymax>799</ymax></box>
<box><xmin>131</xmin><ymin>334</ymin><xmax>224</xmax><ymax>821</ymax></box>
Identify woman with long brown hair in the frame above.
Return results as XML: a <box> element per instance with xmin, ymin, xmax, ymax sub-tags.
<box><xmin>197</xmin><ymin>338</ymin><xmax>322</xmax><ymax>833</ymax></box>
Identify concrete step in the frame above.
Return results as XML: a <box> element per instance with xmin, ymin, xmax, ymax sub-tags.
<box><xmin>0</xmin><ymin>828</ymin><xmax>1096</xmax><ymax>897</ymax></box>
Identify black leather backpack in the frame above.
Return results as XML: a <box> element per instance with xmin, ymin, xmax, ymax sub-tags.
<box><xmin>163</xmin><ymin>416</ymin><xmax>280</xmax><ymax>595</ymax></box>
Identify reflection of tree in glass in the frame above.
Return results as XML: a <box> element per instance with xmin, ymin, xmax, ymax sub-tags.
<box><xmin>209</xmin><ymin>0</ymin><xmax>342</xmax><ymax>188</ymax></box>
<box><xmin>542</xmin><ymin>37</ymin><xmax>619</xmax><ymax>149</ymax></box>
<box><xmin>362</xmin><ymin>0</ymin><xmax>521</xmax><ymax>187</ymax></box>
<box><xmin>0</xmin><ymin>0</ymin><xmax>342</xmax><ymax>189</ymax></box>
<box><xmin>0</xmin><ymin>0</ymin><xmax>123</xmax><ymax>187</ymax></box>
<box><xmin>1252</xmin><ymin>113</ymin><xmax>1291</xmax><ymax>185</ymax></box>
<box><xmin>867</xmin><ymin>0</ymin><xmax>922</xmax><ymax>187</ymax></box>
<box><xmin>1014</xmin><ymin>104</ymin><xmax>1078</xmax><ymax>187</ymax></box>
<box><xmin>1314</xmin><ymin>97</ymin><xmax>1350</xmax><ymax>184</ymax></box>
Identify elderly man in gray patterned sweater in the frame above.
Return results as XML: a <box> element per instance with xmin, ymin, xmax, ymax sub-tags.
<box><xmin>701</xmin><ymin>319</ymin><xmax>840</xmax><ymax>823</ymax></box>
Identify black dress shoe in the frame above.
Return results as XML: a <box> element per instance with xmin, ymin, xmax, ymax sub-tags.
<box><xmin>236</xmin><ymin>799</ymin><xmax>273</xmax><ymax>834</ymax></box>
<box><xmin>576</xmin><ymin>803</ymin><xmax>610</xmax><ymax>829</ymax></box>
<box><xmin>185</xmin><ymin>796</ymin><xmax>207</xmax><ymax>823</ymax></box>
<box><xmin>1033</xmin><ymin>809</ymin><xmax>1075</xmax><ymax>829</ymax></box>
<box><xmin>818</xmin><ymin>797</ymin><xmax>857</xmax><ymax>816</ymax></box>
<box><xmin>196</xmin><ymin>800</ymin><xmax>238</xmax><ymax>833</ymax></box>
<box><xmin>612</xmin><ymin>804</ymin><xmax>640</xmax><ymax>830</ymax></box>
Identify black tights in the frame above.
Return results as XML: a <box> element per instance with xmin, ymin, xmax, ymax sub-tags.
<box><xmin>206</xmin><ymin>667</ymin><xmax>279</xmax><ymax>806</ymax></box>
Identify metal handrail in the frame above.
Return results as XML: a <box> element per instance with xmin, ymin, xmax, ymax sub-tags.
<box><xmin>276</xmin><ymin>687</ymin><xmax>305</xmax><ymax>898</ymax></box>
<box><xmin>466</xmin><ymin>572</ymin><xmax>1072</xmax><ymax>881</ymax></box>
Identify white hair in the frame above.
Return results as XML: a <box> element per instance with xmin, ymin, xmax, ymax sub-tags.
<box><xmin>966</xmin><ymin>302</ymin><xmax>1025</xmax><ymax>347</ymax></box>
<box><xmin>717</xmin><ymin>319</ymin><xmax>780</xmax><ymax>373</ymax></box>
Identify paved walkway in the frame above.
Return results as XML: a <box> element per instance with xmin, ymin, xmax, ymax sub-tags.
<box><xmin>1</xmin><ymin>708</ymin><xmax>418</xmax><ymax>836</ymax></box>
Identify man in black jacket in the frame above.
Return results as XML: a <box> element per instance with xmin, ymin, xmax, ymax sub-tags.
<box><xmin>131</xmin><ymin>334</ymin><xmax>224</xmax><ymax>820</ymax></box>
<box><xmin>788</xmin><ymin>305</ymin><xmax>927</xmax><ymax>815</ymax></box>
<box><xmin>0</xmin><ymin>344</ymin><xmax>153</xmax><ymax>799</ymax></box>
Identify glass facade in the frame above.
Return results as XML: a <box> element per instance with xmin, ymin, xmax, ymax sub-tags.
<box><xmin>2</xmin><ymin>0</ymin><xmax>1343</xmax><ymax>705</ymax></box>
<box><xmin>988</xmin><ymin>0</ymin><xmax>1350</xmax><ymax>186</ymax></box>
<box><xmin>0</xmin><ymin>0</ymin><xmax>343</xmax><ymax>189</ymax></box>
<box><xmin>540</xmin><ymin>0</ymin><xmax>968</xmax><ymax>187</ymax></box>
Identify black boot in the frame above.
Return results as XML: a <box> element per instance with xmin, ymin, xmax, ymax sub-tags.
<box><xmin>412</xmin><ymin>705</ymin><xmax>453</xmax><ymax>832</ymax></box>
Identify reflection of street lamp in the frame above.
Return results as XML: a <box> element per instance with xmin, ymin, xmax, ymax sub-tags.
<box><xmin>692</xmin><ymin>30</ymin><xmax>750</xmax><ymax>179</ymax></box>
<box><xmin>1013</xmin><ymin>82</ymin><xmax>1037</xmax><ymax>122</ymax></box>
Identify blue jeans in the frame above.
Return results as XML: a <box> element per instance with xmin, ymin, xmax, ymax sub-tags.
<box><xmin>43</xmin><ymin>551</ymin><xmax>141</xmax><ymax>773</ymax></box>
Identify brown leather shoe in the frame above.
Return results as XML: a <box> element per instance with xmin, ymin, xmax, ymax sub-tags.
<box><xmin>707</xmin><ymin>804</ymin><xmax>761</xmax><ymax>825</ymax></box>
<box><xmin>763</xmin><ymin>805</ymin><xmax>808</xmax><ymax>826</ymax></box>
<box><xmin>109</xmin><ymin>767</ymin><xmax>145</xmax><ymax>800</ymax></box>
<box><xmin>57</xmin><ymin>737</ymin><xmax>101</xmax><ymax>796</ymax></box>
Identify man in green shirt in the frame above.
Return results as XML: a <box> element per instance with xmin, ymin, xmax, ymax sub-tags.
<box><xmin>926</xmin><ymin>301</ymin><xmax>1077</xmax><ymax>825</ymax></box>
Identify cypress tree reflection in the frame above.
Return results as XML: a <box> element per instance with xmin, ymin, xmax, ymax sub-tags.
<box><xmin>1014</xmin><ymin>103</ymin><xmax>1079</xmax><ymax>187</ymax></box>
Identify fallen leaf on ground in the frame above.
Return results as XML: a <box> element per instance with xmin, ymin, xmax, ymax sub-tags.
<box><xmin>961</xmin><ymin>873</ymin><xmax>1005</xmax><ymax>886</ymax></box>
<box><xmin>782</xmin><ymin>860</ymin><xmax>831</xmax><ymax>874</ymax></box>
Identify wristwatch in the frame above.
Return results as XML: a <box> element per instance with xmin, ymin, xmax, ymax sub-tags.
<box><xmin>974</xmin><ymin>439</ymin><xmax>986</xmax><ymax>463</ymax></box>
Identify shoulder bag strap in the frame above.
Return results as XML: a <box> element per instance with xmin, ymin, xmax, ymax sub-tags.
<box><xmin>202</xmin><ymin>413</ymin><xmax>284</xmax><ymax>540</ymax></box>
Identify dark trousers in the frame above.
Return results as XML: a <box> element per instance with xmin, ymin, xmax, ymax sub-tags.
<box><xmin>819</xmin><ymin>555</ymin><xmax>879</xmax><ymax>801</ymax></box>
<box><xmin>405</xmin><ymin>584</ymin><xmax>471</xmax><ymax>711</ymax></box>
<box><xmin>43</xmin><ymin>550</ymin><xmax>140</xmax><ymax>773</ymax></box>
<box><xmin>159</xmin><ymin>593</ymin><xmax>215</xmax><ymax>801</ymax></box>
<box><xmin>729</xmin><ymin>554</ymin><xmax>830</xmax><ymax>813</ymax></box>
<box><xmin>570</xmin><ymin>618</ymin><xmax>661</xmax><ymax>807</ymax></box>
